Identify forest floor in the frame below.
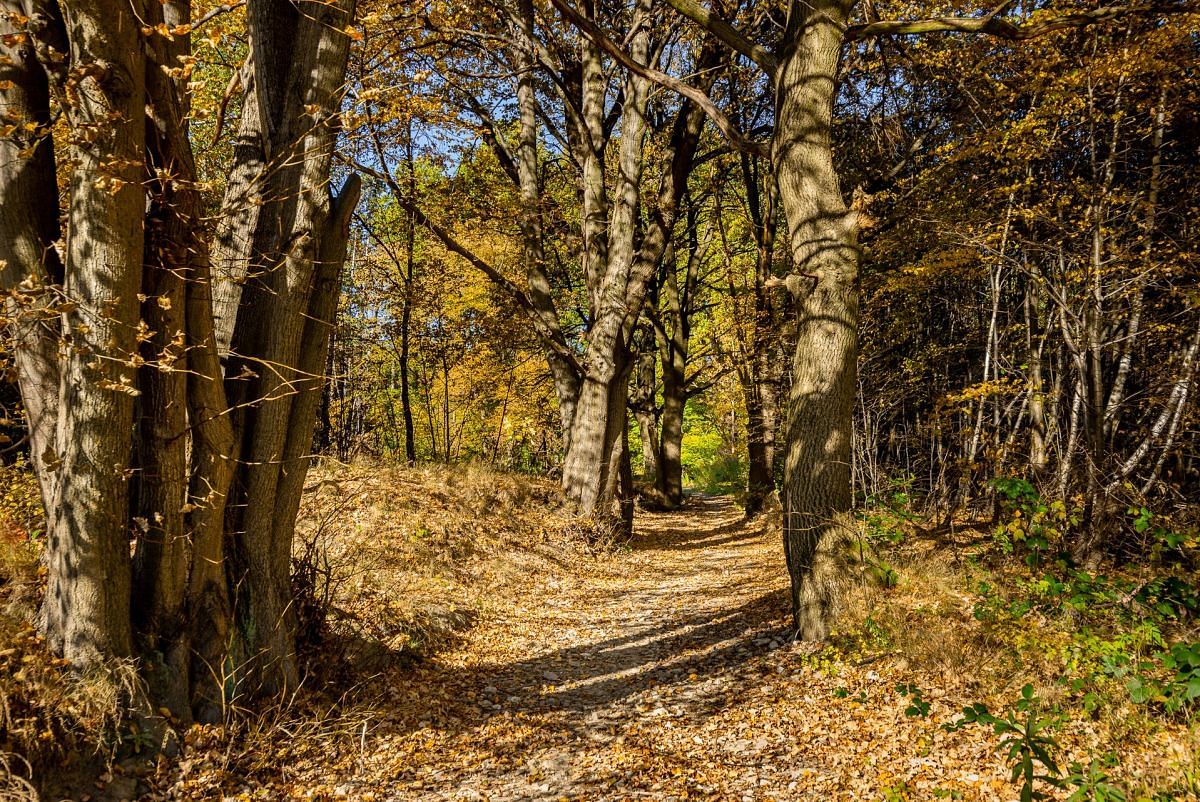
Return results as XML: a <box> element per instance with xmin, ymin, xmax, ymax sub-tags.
<box><xmin>157</xmin><ymin>468</ymin><xmax>1189</xmax><ymax>802</ymax></box>
<box><xmin>7</xmin><ymin>464</ymin><xmax>1194</xmax><ymax>801</ymax></box>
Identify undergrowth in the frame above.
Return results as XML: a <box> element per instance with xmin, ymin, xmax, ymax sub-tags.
<box><xmin>0</xmin><ymin>463</ymin><xmax>145</xmax><ymax>795</ymax></box>
<box><xmin>837</xmin><ymin>476</ymin><xmax>1200</xmax><ymax>800</ymax></box>
<box><xmin>154</xmin><ymin>460</ymin><xmax>593</xmax><ymax>797</ymax></box>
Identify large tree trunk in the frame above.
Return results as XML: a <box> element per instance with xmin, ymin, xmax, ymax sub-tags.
<box><xmin>1</xmin><ymin>0</ymin><xmax>358</xmax><ymax>724</ymax></box>
<box><xmin>131</xmin><ymin>0</ymin><xmax>206</xmax><ymax>716</ymax></box>
<box><xmin>219</xmin><ymin>0</ymin><xmax>356</xmax><ymax>696</ymax></box>
<box><xmin>561</xmin><ymin>334</ymin><xmax>633</xmax><ymax>521</ymax></box>
<box><xmin>774</xmin><ymin>0</ymin><xmax>860</xmax><ymax>640</ymax></box>
<box><xmin>44</xmin><ymin>0</ymin><xmax>147</xmax><ymax>666</ymax></box>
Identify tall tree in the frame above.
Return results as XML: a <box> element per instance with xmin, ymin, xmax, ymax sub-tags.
<box><xmin>361</xmin><ymin>0</ymin><xmax>725</xmax><ymax>530</ymax></box>
<box><xmin>0</xmin><ymin>0</ymin><xmax>359</xmax><ymax>722</ymax></box>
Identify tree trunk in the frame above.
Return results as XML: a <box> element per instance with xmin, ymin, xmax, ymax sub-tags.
<box><xmin>630</xmin><ymin>343</ymin><xmax>659</xmax><ymax>481</ymax></box>
<box><xmin>0</xmin><ymin>0</ymin><xmax>65</xmax><ymax>526</ymax></box>
<box><xmin>774</xmin><ymin>0</ymin><xmax>860</xmax><ymax>640</ymax></box>
<box><xmin>561</xmin><ymin>336</ymin><xmax>632</xmax><ymax>522</ymax></box>
<box><xmin>219</xmin><ymin>0</ymin><xmax>357</xmax><ymax>696</ymax></box>
<box><xmin>740</xmin><ymin>153</ymin><xmax>780</xmax><ymax>518</ymax></box>
<box><xmin>131</xmin><ymin>3</ymin><xmax>204</xmax><ymax>715</ymax></box>
<box><xmin>745</xmin><ymin>391</ymin><xmax>775</xmax><ymax>516</ymax></box>
<box><xmin>401</xmin><ymin>131</ymin><xmax>418</xmax><ymax>464</ymax></box>
<box><xmin>0</xmin><ymin>0</ymin><xmax>358</xmax><ymax>725</ymax></box>
<box><xmin>655</xmin><ymin>353</ymin><xmax>686</xmax><ymax>508</ymax></box>
<box><xmin>44</xmin><ymin>0</ymin><xmax>147</xmax><ymax>666</ymax></box>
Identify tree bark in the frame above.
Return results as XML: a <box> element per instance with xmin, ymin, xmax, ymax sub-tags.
<box><xmin>774</xmin><ymin>0</ymin><xmax>860</xmax><ymax>640</ymax></box>
<box><xmin>740</xmin><ymin>153</ymin><xmax>780</xmax><ymax>517</ymax></box>
<box><xmin>0</xmin><ymin>0</ymin><xmax>358</xmax><ymax>725</ymax></box>
<box><xmin>220</xmin><ymin>0</ymin><xmax>356</xmax><ymax>696</ymax></box>
<box><xmin>44</xmin><ymin>0</ymin><xmax>147</xmax><ymax>666</ymax></box>
<box><xmin>0</xmin><ymin>0</ymin><xmax>65</xmax><ymax>523</ymax></box>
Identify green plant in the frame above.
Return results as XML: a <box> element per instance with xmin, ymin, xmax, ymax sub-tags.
<box><xmin>1126</xmin><ymin>641</ymin><xmax>1200</xmax><ymax>718</ymax></box>
<box><xmin>834</xmin><ymin>686</ymin><xmax>869</xmax><ymax>703</ymax></box>
<box><xmin>860</xmin><ymin>474</ymin><xmax>917</xmax><ymax>546</ymax></box>
<box><xmin>972</xmin><ymin>580</ymin><xmax>1032</xmax><ymax>624</ymax></box>
<box><xmin>991</xmin><ymin>478</ymin><xmax>1075</xmax><ymax>569</ymax></box>
<box><xmin>946</xmin><ymin>684</ymin><xmax>1063</xmax><ymax>802</ymax></box>
<box><xmin>895</xmin><ymin>683</ymin><xmax>931</xmax><ymax>717</ymax></box>
<box><xmin>1129</xmin><ymin>506</ymin><xmax>1197</xmax><ymax>562</ymax></box>
<box><xmin>1063</xmin><ymin>755</ymin><xmax>1127</xmax><ymax>802</ymax></box>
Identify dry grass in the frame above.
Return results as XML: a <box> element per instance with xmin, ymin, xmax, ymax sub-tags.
<box><xmin>0</xmin><ymin>459</ymin><xmax>586</xmax><ymax>796</ymax></box>
<box><xmin>0</xmin><ymin>494</ymin><xmax>141</xmax><ymax>793</ymax></box>
<box><xmin>291</xmin><ymin>460</ymin><xmax>588</xmax><ymax>669</ymax></box>
<box><xmin>831</xmin><ymin>516</ymin><xmax>1200</xmax><ymax>798</ymax></box>
<box><xmin>150</xmin><ymin>460</ymin><xmax>595</xmax><ymax>799</ymax></box>
<box><xmin>0</xmin><ymin>753</ymin><xmax>37</xmax><ymax>802</ymax></box>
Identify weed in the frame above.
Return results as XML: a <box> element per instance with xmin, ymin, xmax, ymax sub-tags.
<box><xmin>946</xmin><ymin>684</ymin><xmax>1063</xmax><ymax>802</ymax></box>
<box><xmin>895</xmin><ymin>683</ymin><xmax>931</xmax><ymax>717</ymax></box>
<box><xmin>1126</xmin><ymin>642</ymin><xmax>1200</xmax><ymax>719</ymax></box>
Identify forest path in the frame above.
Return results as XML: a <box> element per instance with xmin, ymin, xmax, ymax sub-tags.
<box><xmin>353</xmin><ymin>495</ymin><xmax>810</xmax><ymax>801</ymax></box>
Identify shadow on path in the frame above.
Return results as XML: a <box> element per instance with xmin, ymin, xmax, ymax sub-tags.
<box><xmin>376</xmin><ymin>496</ymin><xmax>790</xmax><ymax>747</ymax></box>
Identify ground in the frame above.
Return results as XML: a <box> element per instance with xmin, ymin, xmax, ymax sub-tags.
<box><xmin>29</xmin><ymin>469</ymin><xmax>1193</xmax><ymax>801</ymax></box>
<box><xmin>215</xmin><ymin>494</ymin><xmax>1032</xmax><ymax>801</ymax></box>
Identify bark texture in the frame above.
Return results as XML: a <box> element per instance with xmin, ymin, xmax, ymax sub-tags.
<box><xmin>773</xmin><ymin>0</ymin><xmax>861</xmax><ymax>640</ymax></box>
<box><xmin>0</xmin><ymin>0</ymin><xmax>358</xmax><ymax>722</ymax></box>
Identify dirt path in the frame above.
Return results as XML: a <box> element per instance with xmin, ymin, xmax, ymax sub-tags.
<box><xmin>304</xmin><ymin>496</ymin><xmax>1015</xmax><ymax>802</ymax></box>
<box><xmin>343</xmin><ymin>496</ymin><xmax>808</xmax><ymax>801</ymax></box>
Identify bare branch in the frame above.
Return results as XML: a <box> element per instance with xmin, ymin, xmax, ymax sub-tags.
<box><xmin>845</xmin><ymin>4</ymin><xmax>1193</xmax><ymax>41</ymax></box>
<box><xmin>547</xmin><ymin>0</ymin><xmax>767</xmax><ymax>157</ymax></box>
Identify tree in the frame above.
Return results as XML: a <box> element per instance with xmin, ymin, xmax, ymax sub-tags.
<box><xmin>358</xmin><ymin>0</ymin><xmax>726</xmax><ymax>531</ymax></box>
<box><xmin>0</xmin><ymin>0</ymin><xmax>359</xmax><ymax>723</ymax></box>
<box><xmin>848</xmin><ymin>12</ymin><xmax>1200</xmax><ymax>546</ymax></box>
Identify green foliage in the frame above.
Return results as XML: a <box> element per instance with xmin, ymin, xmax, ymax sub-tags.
<box><xmin>1063</xmin><ymin>756</ymin><xmax>1128</xmax><ymax>802</ymax></box>
<box><xmin>990</xmin><ymin>477</ymin><xmax>1076</xmax><ymax>569</ymax></box>
<box><xmin>680</xmin><ymin>403</ymin><xmax>745</xmax><ymax>495</ymax></box>
<box><xmin>859</xmin><ymin>475</ymin><xmax>917</xmax><ymax>546</ymax></box>
<box><xmin>895</xmin><ymin>683</ymin><xmax>931</xmax><ymax>717</ymax></box>
<box><xmin>1124</xmin><ymin>642</ymin><xmax>1200</xmax><ymax>719</ymax></box>
<box><xmin>946</xmin><ymin>684</ymin><xmax>1063</xmax><ymax>802</ymax></box>
<box><xmin>1022</xmin><ymin>568</ymin><xmax>1199</xmax><ymax>625</ymax></box>
<box><xmin>1128</xmin><ymin>506</ymin><xmax>1198</xmax><ymax>563</ymax></box>
<box><xmin>971</xmin><ymin>580</ymin><xmax>1032</xmax><ymax>624</ymax></box>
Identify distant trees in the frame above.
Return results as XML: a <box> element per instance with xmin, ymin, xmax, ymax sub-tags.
<box><xmin>328</xmin><ymin>0</ymin><xmax>1194</xmax><ymax>639</ymax></box>
<box><xmin>0</xmin><ymin>0</ymin><xmax>357</xmax><ymax>721</ymax></box>
<box><xmin>352</xmin><ymin>0</ymin><xmax>731</xmax><ymax>532</ymax></box>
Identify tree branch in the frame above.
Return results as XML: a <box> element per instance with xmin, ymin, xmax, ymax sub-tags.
<box><xmin>845</xmin><ymin>4</ymin><xmax>1193</xmax><ymax>41</ymax></box>
<box><xmin>660</xmin><ymin>0</ymin><xmax>777</xmax><ymax>74</ymax></box>
<box><xmin>348</xmin><ymin>158</ymin><xmax>583</xmax><ymax>376</ymax></box>
<box><xmin>547</xmin><ymin>0</ymin><xmax>767</xmax><ymax>156</ymax></box>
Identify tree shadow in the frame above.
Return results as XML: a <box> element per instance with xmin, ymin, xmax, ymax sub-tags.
<box><xmin>372</xmin><ymin>586</ymin><xmax>792</xmax><ymax>741</ymax></box>
<box><xmin>630</xmin><ymin>497</ymin><xmax>769</xmax><ymax>553</ymax></box>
